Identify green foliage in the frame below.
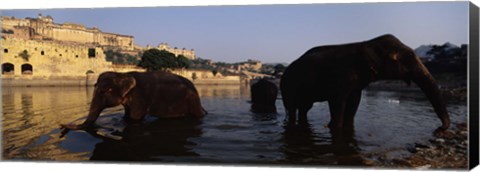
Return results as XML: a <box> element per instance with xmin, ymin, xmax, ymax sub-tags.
<box><xmin>104</xmin><ymin>49</ymin><xmax>139</xmax><ymax>65</ymax></box>
<box><xmin>423</xmin><ymin>44</ymin><xmax>467</xmax><ymax>78</ymax></box>
<box><xmin>427</xmin><ymin>44</ymin><xmax>466</xmax><ymax>60</ymax></box>
<box><xmin>273</xmin><ymin>64</ymin><xmax>286</xmax><ymax>75</ymax></box>
<box><xmin>116</xmin><ymin>57</ymin><xmax>125</xmax><ymax>64</ymax></box>
<box><xmin>105</xmin><ymin>49</ymin><xmax>116</xmax><ymax>61</ymax></box>
<box><xmin>125</xmin><ymin>55</ymin><xmax>138</xmax><ymax>65</ymax></box>
<box><xmin>177</xmin><ymin>55</ymin><xmax>192</xmax><ymax>69</ymax></box>
<box><xmin>138</xmin><ymin>49</ymin><xmax>178</xmax><ymax>71</ymax></box>
<box><xmin>137</xmin><ymin>49</ymin><xmax>194</xmax><ymax>71</ymax></box>
<box><xmin>190</xmin><ymin>58</ymin><xmax>213</xmax><ymax>70</ymax></box>
<box><xmin>19</xmin><ymin>50</ymin><xmax>30</xmax><ymax>61</ymax></box>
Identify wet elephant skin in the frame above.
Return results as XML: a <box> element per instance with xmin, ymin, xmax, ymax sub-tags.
<box><xmin>61</xmin><ymin>71</ymin><xmax>206</xmax><ymax>130</ymax></box>
<box><xmin>280</xmin><ymin>34</ymin><xmax>450</xmax><ymax>134</ymax></box>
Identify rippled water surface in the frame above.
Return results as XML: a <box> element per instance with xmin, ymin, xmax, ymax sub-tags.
<box><xmin>1</xmin><ymin>85</ymin><xmax>467</xmax><ymax>166</ymax></box>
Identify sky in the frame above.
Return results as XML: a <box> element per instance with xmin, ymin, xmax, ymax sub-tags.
<box><xmin>1</xmin><ymin>1</ymin><xmax>469</xmax><ymax>63</ymax></box>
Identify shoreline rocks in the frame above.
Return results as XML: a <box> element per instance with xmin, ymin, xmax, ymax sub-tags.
<box><xmin>372</xmin><ymin>122</ymin><xmax>468</xmax><ymax>169</ymax></box>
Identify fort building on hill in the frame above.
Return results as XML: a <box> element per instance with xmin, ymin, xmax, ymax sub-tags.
<box><xmin>1</xmin><ymin>14</ymin><xmax>143</xmax><ymax>80</ymax></box>
<box><xmin>1</xmin><ymin>14</ymin><xmax>134</xmax><ymax>51</ymax></box>
<box><xmin>1</xmin><ymin>14</ymin><xmax>196</xmax><ymax>60</ymax></box>
<box><xmin>1</xmin><ymin>14</ymin><xmax>235</xmax><ymax>86</ymax></box>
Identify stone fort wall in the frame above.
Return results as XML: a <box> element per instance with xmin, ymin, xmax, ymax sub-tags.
<box><xmin>1</xmin><ymin>38</ymin><xmax>113</xmax><ymax>78</ymax></box>
<box><xmin>1</xmin><ymin>38</ymin><xmax>239</xmax><ymax>86</ymax></box>
<box><xmin>1</xmin><ymin>14</ymin><xmax>134</xmax><ymax>51</ymax></box>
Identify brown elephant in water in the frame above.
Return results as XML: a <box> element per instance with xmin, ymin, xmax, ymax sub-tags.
<box><xmin>61</xmin><ymin>71</ymin><xmax>206</xmax><ymax>130</ymax></box>
<box><xmin>280</xmin><ymin>34</ymin><xmax>450</xmax><ymax>133</ymax></box>
<box><xmin>250</xmin><ymin>79</ymin><xmax>278</xmax><ymax>113</ymax></box>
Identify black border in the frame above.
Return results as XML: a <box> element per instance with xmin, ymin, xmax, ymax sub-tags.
<box><xmin>469</xmin><ymin>2</ymin><xmax>479</xmax><ymax>170</ymax></box>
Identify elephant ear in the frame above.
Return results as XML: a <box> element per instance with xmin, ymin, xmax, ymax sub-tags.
<box><xmin>359</xmin><ymin>46</ymin><xmax>381</xmax><ymax>79</ymax></box>
<box><xmin>117</xmin><ymin>75</ymin><xmax>136</xmax><ymax>97</ymax></box>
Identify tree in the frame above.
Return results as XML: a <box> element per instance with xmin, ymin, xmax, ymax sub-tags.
<box><xmin>177</xmin><ymin>55</ymin><xmax>192</xmax><ymax>69</ymax></box>
<box><xmin>116</xmin><ymin>57</ymin><xmax>125</xmax><ymax>64</ymax></box>
<box><xmin>427</xmin><ymin>45</ymin><xmax>448</xmax><ymax>59</ymax></box>
<box><xmin>105</xmin><ymin>49</ymin><xmax>140</xmax><ymax>65</ymax></box>
<box><xmin>273</xmin><ymin>64</ymin><xmax>286</xmax><ymax>76</ymax></box>
<box><xmin>138</xmin><ymin>49</ymin><xmax>177</xmax><ymax>71</ymax></box>
<box><xmin>105</xmin><ymin>49</ymin><xmax>115</xmax><ymax>61</ymax></box>
<box><xmin>125</xmin><ymin>55</ymin><xmax>139</xmax><ymax>65</ymax></box>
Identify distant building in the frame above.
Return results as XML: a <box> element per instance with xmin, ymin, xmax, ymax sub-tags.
<box><xmin>0</xmin><ymin>14</ymin><xmax>141</xmax><ymax>78</ymax></box>
<box><xmin>1</xmin><ymin>14</ymin><xmax>134</xmax><ymax>50</ymax></box>
<box><xmin>236</xmin><ymin>59</ymin><xmax>262</xmax><ymax>72</ymax></box>
<box><xmin>0</xmin><ymin>14</ymin><xmax>198</xmax><ymax>81</ymax></box>
<box><xmin>156</xmin><ymin>42</ymin><xmax>196</xmax><ymax>60</ymax></box>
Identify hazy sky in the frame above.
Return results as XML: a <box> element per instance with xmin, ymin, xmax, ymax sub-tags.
<box><xmin>1</xmin><ymin>2</ymin><xmax>469</xmax><ymax>63</ymax></box>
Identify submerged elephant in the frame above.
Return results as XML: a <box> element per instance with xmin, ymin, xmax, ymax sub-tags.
<box><xmin>61</xmin><ymin>71</ymin><xmax>206</xmax><ymax>130</ymax></box>
<box><xmin>250</xmin><ymin>79</ymin><xmax>278</xmax><ymax>113</ymax></box>
<box><xmin>280</xmin><ymin>34</ymin><xmax>450</xmax><ymax>133</ymax></box>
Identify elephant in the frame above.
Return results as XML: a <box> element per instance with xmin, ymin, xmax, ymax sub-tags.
<box><xmin>61</xmin><ymin>71</ymin><xmax>206</xmax><ymax>130</ymax></box>
<box><xmin>250</xmin><ymin>79</ymin><xmax>278</xmax><ymax>113</ymax></box>
<box><xmin>280</xmin><ymin>34</ymin><xmax>450</xmax><ymax>134</ymax></box>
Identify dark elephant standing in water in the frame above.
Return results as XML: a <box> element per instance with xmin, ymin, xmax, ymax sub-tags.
<box><xmin>280</xmin><ymin>34</ymin><xmax>450</xmax><ymax>134</ymax></box>
<box><xmin>61</xmin><ymin>71</ymin><xmax>206</xmax><ymax>130</ymax></box>
<box><xmin>250</xmin><ymin>79</ymin><xmax>278</xmax><ymax>113</ymax></box>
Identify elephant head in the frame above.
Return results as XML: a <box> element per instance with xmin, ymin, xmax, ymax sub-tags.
<box><xmin>61</xmin><ymin>72</ymin><xmax>136</xmax><ymax>130</ymax></box>
<box><xmin>363</xmin><ymin>34</ymin><xmax>450</xmax><ymax>132</ymax></box>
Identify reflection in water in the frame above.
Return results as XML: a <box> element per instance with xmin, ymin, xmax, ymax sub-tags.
<box><xmin>2</xmin><ymin>85</ymin><xmax>467</xmax><ymax>166</ymax></box>
<box><xmin>2</xmin><ymin>87</ymin><xmax>93</xmax><ymax>160</ymax></box>
<box><xmin>197</xmin><ymin>85</ymin><xmax>249</xmax><ymax>98</ymax></box>
<box><xmin>87</xmin><ymin>115</ymin><xmax>202</xmax><ymax>162</ymax></box>
<box><xmin>280</xmin><ymin>123</ymin><xmax>363</xmax><ymax>165</ymax></box>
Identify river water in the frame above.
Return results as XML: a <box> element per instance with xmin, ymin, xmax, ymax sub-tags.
<box><xmin>1</xmin><ymin>85</ymin><xmax>467</xmax><ymax>166</ymax></box>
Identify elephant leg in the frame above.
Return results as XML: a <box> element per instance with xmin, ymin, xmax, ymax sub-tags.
<box><xmin>126</xmin><ymin>101</ymin><xmax>147</xmax><ymax>122</ymax></box>
<box><xmin>283</xmin><ymin>96</ymin><xmax>298</xmax><ymax>125</ymax></box>
<box><xmin>285</xmin><ymin>107</ymin><xmax>298</xmax><ymax>126</ymax></box>
<box><xmin>130</xmin><ymin>109</ymin><xmax>147</xmax><ymax>121</ymax></box>
<box><xmin>328</xmin><ymin>95</ymin><xmax>348</xmax><ymax>130</ymax></box>
<box><xmin>298</xmin><ymin>101</ymin><xmax>313</xmax><ymax>126</ymax></box>
<box><xmin>343</xmin><ymin>91</ymin><xmax>362</xmax><ymax>128</ymax></box>
<box><xmin>123</xmin><ymin>105</ymin><xmax>132</xmax><ymax>121</ymax></box>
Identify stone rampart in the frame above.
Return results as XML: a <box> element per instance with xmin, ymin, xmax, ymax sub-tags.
<box><xmin>1</xmin><ymin>38</ymin><xmax>112</xmax><ymax>78</ymax></box>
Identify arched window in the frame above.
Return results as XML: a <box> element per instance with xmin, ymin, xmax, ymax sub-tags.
<box><xmin>2</xmin><ymin>63</ymin><xmax>14</xmax><ymax>75</ymax></box>
<box><xmin>21</xmin><ymin>64</ymin><xmax>33</xmax><ymax>75</ymax></box>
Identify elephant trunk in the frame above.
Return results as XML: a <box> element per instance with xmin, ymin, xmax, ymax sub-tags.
<box><xmin>79</xmin><ymin>100</ymin><xmax>104</xmax><ymax>128</ymax></box>
<box><xmin>61</xmin><ymin>91</ymin><xmax>105</xmax><ymax>130</ymax></box>
<box><xmin>412</xmin><ymin>63</ymin><xmax>450</xmax><ymax>132</ymax></box>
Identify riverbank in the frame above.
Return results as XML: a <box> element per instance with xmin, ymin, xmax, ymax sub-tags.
<box><xmin>364</xmin><ymin>122</ymin><xmax>468</xmax><ymax>170</ymax></box>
